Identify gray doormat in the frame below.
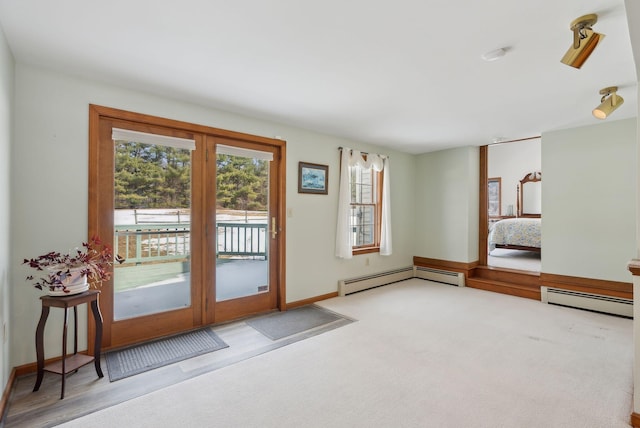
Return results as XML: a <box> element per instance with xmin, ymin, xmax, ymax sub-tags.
<box><xmin>246</xmin><ymin>305</ymin><xmax>351</xmax><ymax>340</ymax></box>
<box><xmin>105</xmin><ymin>328</ymin><xmax>228</xmax><ymax>381</ymax></box>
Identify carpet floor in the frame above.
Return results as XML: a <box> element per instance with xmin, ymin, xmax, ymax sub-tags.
<box><xmin>60</xmin><ymin>279</ymin><xmax>633</xmax><ymax>428</ymax></box>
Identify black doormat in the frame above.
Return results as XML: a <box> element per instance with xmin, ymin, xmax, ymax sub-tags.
<box><xmin>246</xmin><ymin>305</ymin><xmax>351</xmax><ymax>340</ymax></box>
<box><xmin>105</xmin><ymin>328</ymin><xmax>228</xmax><ymax>381</ymax></box>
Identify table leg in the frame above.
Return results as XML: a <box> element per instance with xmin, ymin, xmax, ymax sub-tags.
<box><xmin>90</xmin><ymin>298</ymin><xmax>104</xmax><ymax>378</ymax></box>
<box><xmin>73</xmin><ymin>305</ymin><xmax>78</xmax><ymax>355</ymax></box>
<box><xmin>33</xmin><ymin>306</ymin><xmax>50</xmax><ymax>392</ymax></box>
<box><xmin>60</xmin><ymin>307</ymin><xmax>68</xmax><ymax>400</ymax></box>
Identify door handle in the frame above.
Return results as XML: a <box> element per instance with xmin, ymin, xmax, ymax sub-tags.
<box><xmin>271</xmin><ymin>217</ymin><xmax>277</xmax><ymax>239</ymax></box>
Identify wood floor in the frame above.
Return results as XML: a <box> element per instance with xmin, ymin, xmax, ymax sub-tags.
<box><xmin>3</xmin><ymin>312</ymin><xmax>350</xmax><ymax>428</ymax></box>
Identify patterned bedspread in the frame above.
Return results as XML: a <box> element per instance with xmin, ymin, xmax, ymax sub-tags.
<box><xmin>489</xmin><ymin>218</ymin><xmax>541</xmax><ymax>251</ymax></box>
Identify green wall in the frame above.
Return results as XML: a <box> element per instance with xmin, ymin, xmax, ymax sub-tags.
<box><xmin>9</xmin><ymin>63</ymin><xmax>417</xmax><ymax>367</ymax></box>
<box><xmin>414</xmin><ymin>146</ymin><xmax>479</xmax><ymax>263</ymax></box>
<box><xmin>542</xmin><ymin>118</ymin><xmax>637</xmax><ymax>282</ymax></box>
<box><xmin>0</xmin><ymin>23</ymin><xmax>13</xmax><ymax>398</ymax></box>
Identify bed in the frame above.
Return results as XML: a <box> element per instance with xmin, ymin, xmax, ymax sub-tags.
<box><xmin>488</xmin><ymin>171</ymin><xmax>541</xmax><ymax>253</ymax></box>
<box><xmin>488</xmin><ymin>217</ymin><xmax>541</xmax><ymax>252</ymax></box>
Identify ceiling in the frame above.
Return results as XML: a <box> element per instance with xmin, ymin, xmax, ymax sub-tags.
<box><xmin>0</xmin><ymin>0</ymin><xmax>637</xmax><ymax>154</ymax></box>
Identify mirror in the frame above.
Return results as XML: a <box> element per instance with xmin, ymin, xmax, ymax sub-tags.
<box><xmin>518</xmin><ymin>172</ymin><xmax>541</xmax><ymax>217</ymax></box>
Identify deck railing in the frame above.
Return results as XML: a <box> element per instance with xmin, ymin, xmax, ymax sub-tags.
<box><xmin>114</xmin><ymin>222</ymin><xmax>267</xmax><ymax>264</ymax></box>
<box><xmin>216</xmin><ymin>222</ymin><xmax>267</xmax><ymax>258</ymax></box>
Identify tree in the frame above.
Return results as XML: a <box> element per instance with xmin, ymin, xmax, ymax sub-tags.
<box><xmin>113</xmin><ymin>142</ymin><xmax>268</xmax><ymax>212</ymax></box>
<box><xmin>114</xmin><ymin>142</ymin><xmax>191</xmax><ymax>209</ymax></box>
<box><xmin>216</xmin><ymin>154</ymin><xmax>268</xmax><ymax>211</ymax></box>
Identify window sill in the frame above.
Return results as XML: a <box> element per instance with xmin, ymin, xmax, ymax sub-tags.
<box><xmin>353</xmin><ymin>247</ymin><xmax>380</xmax><ymax>256</ymax></box>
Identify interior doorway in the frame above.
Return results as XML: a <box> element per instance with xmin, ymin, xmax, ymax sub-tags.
<box><xmin>480</xmin><ymin>137</ymin><xmax>541</xmax><ymax>272</ymax></box>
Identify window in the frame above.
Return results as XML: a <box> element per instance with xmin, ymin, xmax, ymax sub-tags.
<box><xmin>488</xmin><ymin>177</ymin><xmax>501</xmax><ymax>217</ymax></box>
<box><xmin>335</xmin><ymin>148</ymin><xmax>391</xmax><ymax>259</ymax></box>
<box><xmin>350</xmin><ymin>164</ymin><xmax>382</xmax><ymax>251</ymax></box>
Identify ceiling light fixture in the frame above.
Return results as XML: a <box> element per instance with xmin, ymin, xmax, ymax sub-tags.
<box><xmin>560</xmin><ymin>13</ymin><xmax>604</xmax><ymax>69</ymax></box>
<box><xmin>592</xmin><ymin>86</ymin><xmax>623</xmax><ymax>119</ymax></box>
<box><xmin>481</xmin><ymin>48</ymin><xmax>506</xmax><ymax>62</ymax></box>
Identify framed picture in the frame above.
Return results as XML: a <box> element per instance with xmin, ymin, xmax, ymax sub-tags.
<box><xmin>488</xmin><ymin>177</ymin><xmax>501</xmax><ymax>217</ymax></box>
<box><xmin>298</xmin><ymin>162</ymin><xmax>328</xmax><ymax>194</ymax></box>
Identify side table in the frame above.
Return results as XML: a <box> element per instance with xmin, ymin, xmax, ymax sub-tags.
<box><xmin>33</xmin><ymin>290</ymin><xmax>104</xmax><ymax>399</ymax></box>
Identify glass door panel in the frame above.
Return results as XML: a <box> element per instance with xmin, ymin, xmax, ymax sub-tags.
<box><xmin>215</xmin><ymin>149</ymin><xmax>270</xmax><ymax>302</ymax></box>
<box><xmin>112</xmin><ymin>137</ymin><xmax>193</xmax><ymax>320</ymax></box>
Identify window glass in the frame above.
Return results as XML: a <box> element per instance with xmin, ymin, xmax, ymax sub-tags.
<box><xmin>349</xmin><ymin>165</ymin><xmax>378</xmax><ymax>248</ymax></box>
<box><xmin>113</xmin><ymin>139</ymin><xmax>192</xmax><ymax>320</ymax></box>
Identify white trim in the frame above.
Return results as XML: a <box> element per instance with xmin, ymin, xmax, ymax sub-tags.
<box><xmin>112</xmin><ymin>128</ymin><xmax>195</xmax><ymax>151</ymax></box>
<box><xmin>216</xmin><ymin>144</ymin><xmax>274</xmax><ymax>161</ymax></box>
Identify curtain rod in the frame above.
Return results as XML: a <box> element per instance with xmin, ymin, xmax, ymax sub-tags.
<box><xmin>338</xmin><ymin>147</ymin><xmax>389</xmax><ymax>158</ymax></box>
<box><xmin>339</xmin><ymin>146</ymin><xmax>367</xmax><ymax>154</ymax></box>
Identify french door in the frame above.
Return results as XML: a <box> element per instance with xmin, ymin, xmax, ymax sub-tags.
<box><xmin>209</xmin><ymin>137</ymin><xmax>281</xmax><ymax>323</ymax></box>
<box><xmin>89</xmin><ymin>105</ymin><xmax>285</xmax><ymax>350</ymax></box>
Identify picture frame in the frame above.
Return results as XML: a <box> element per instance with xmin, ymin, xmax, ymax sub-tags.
<box><xmin>298</xmin><ymin>162</ymin><xmax>328</xmax><ymax>194</ymax></box>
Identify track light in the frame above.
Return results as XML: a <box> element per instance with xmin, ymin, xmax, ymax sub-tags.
<box><xmin>593</xmin><ymin>87</ymin><xmax>624</xmax><ymax>119</ymax></box>
<box><xmin>560</xmin><ymin>14</ymin><xmax>604</xmax><ymax>69</ymax></box>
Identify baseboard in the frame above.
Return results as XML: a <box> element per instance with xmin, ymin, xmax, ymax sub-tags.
<box><xmin>416</xmin><ymin>257</ymin><xmax>632</xmax><ymax>304</ymax></box>
<box><xmin>413</xmin><ymin>256</ymin><xmax>478</xmax><ymax>274</ymax></box>
<box><xmin>540</xmin><ymin>273</ymin><xmax>632</xmax><ymax>299</ymax></box>
<box><xmin>0</xmin><ymin>368</ymin><xmax>16</xmax><ymax>426</ymax></box>
<box><xmin>14</xmin><ymin>361</ymin><xmax>37</xmax><ymax>378</ymax></box>
<box><xmin>286</xmin><ymin>292</ymin><xmax>339</xmax><ymax>310</ymax></box>
<box><xmin>339</xmin><ymin>267</ymin><xmax>414</xmax><ymax>296</ymax></box>
<box><xmin>631</xmin><ymin>412</ymin><xmax>640</xmax><ymax>427</ymax></box>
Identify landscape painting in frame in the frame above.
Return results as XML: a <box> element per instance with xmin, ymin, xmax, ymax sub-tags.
<box><xmin>298</xmin><ymin>162</ymin><xmax>328</xmax><ymax>194</ymax></box>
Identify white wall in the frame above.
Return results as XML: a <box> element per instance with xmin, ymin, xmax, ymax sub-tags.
<box><xmin>0</xmin><ymin>24</ymin><xmax>13</xmax><ymax>399</ymax></box>
<box><xmin>488</xmin><ymin>138</ymin><xmax>541</xmax><ymax>215</ymax></box>
<box><xmin>541</xmin><ymin>118</ymin><xmax>636</xmax><ymax>282</ymax></box>
<box><xmin>413</xmin><ymin>146</ymin><xmax>479</xmax><ymax>263</ymax></box>
<box><xmin>10</xmin><ymin>63</ymin><xmax>416</xmax><ymax>367</ymax></box>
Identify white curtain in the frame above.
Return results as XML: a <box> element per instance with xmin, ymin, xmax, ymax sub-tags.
<box><xmin>379</xmin><ymin>156</ymin><xmax>392</xmax><ymax>256</ymax></box>
<box><xmin>335</xmin><ymin>149</ymin><xmax>353</xmax><ymax>258</ymax></box>
<box><xmin>335</xmin><ymin>148</ymin><xmax>392</xmax><ymax>259</ymax></box>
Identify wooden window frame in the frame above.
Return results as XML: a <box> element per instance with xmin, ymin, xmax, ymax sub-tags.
<box><xmin>351</xmin><ymin>166</ymin><xmax>383</xmax><ymax>256</ymax></box>
<box><xmin>488</xmin><ymin>177</ymin><xmax>502</xmax><ymax>218</ymax></box>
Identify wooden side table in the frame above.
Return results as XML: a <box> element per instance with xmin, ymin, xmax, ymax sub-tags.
<box><xmin>33</xmin><ymin>290</ymin><xmax>104</xmax><ymax>399</ymax></box>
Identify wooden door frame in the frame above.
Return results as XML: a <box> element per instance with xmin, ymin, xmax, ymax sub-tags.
<box><xmin>479</xmin><ymin>138</ymin><xmax>541</xmax><ymax>268</ymax></box>
<box><xmin>206</xmin><ymin>136</ymin><xmax>284</xmax><ymax>324</ymax></box>
<box><xmin>479</xmin><ymin>145</ymin><xmax>488</xmax><ymax>266</ymax></box>
<box><xmin>88</xmin><ymin>104</ymin><xmax>287</xmax><ymax>351</ymax></box>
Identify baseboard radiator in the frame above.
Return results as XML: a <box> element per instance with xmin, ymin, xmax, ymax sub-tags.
<box><xmin>541</xmin><ymin>286</ymin><xmax>633</xmax><ymax>318</ymax></box>
<box><xmin>338</xmin><ymin>266</ymin><xmax>465</xmax><ymax>296</ymax></box>
<box><xmin>413</xmin><ymin>266</ymin><xmax>465</xmax><ymax>287</ymax></box>
<box><xmin>338</xmin><ymin>267</ymin><xmax>414</xmax><ymax>296</ymax></box>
